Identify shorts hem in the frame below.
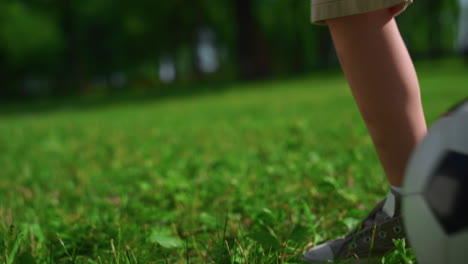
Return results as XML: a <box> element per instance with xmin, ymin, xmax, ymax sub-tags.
<box><xmin>311</xmin><ymin>0</ymin><xmax>412</xmax><ymax>24</ymax></box>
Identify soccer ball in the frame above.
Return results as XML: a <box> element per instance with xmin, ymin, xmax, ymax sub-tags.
<box><xmin>403</xmin><ymin>99</ymin><xmax>468</xmax><ymax>264</ymax></box>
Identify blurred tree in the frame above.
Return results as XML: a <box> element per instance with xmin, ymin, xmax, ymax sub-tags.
<box><xmin>58</xmin><ymin>0</ymin><xmax>81</xmax><ymax>93</ymax></box>
<box><xmin>457</xmin><ymin>0</ymin><xmax>468</xmax><ymax>62</ymax></box>
<box><xmin>0</xmin><ymin>0</ymin><xmax>462</xmax><ymax>99</ymax></box>
<box><xmin>399</xmin><ymin>0</ymin><xmax>459</xmax><ymax>58</ymax></box>
<box><xmin>426</xmin><ymin>0</ymin><xmax>444</xmax><ymax>57</ymax></box>
<box><xmin>0</xmin><ymin>1</ymin><xmax>62</xmax><ymax>97</ymax></box>
<box><xmin>233</xmin><ymin>0</ymin><xmax>271</xmax><ymax>79</ymax></box>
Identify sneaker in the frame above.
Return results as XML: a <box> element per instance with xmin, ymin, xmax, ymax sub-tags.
<box><xmin>303</xmin><ymin>189</ymin><xmax>406</xmax><ymax>264</ymax></box>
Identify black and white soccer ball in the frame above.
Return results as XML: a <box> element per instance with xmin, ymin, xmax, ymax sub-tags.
<box><xmin>403</xmin><ymin>99</ymin><xmax>468</xmax><ymax>264</ymax></box>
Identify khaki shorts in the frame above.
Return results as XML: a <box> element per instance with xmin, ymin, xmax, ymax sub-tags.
<box><xmin>311</xmin><ymin>0</ymin><xmax>413</xmax><ymax>24</ymax></box>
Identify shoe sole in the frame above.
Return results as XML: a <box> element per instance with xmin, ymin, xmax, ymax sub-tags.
<box><xmin>302</xmin><ymin>257</ymin><xmax>381</xmax><ymax>264</ymax></box>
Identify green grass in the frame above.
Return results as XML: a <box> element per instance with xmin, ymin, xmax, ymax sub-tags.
<box><xmin>0</xmin><ymin>60</ymin><xmax>466</xmax><ymax>264</ymax></box>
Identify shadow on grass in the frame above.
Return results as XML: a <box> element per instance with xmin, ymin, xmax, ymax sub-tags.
<box><xmin>0</xmin><ymin>69</ymin><xmax>343</xmax><ymax>116</ymax></box>
<box><xmin>0</xmin><ymin>80</ymin><xmax>239</xmax><ymax>116</ymax></box>
<box><xmin>1</xmin><ymin>57</ymin><xmax>465</xmax><ymax>117</ymax></box>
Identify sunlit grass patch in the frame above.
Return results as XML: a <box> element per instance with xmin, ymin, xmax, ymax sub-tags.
<box><xmin>0</xmin><ymin>60</ymin><xmax>466</xmax><ymax>263</ymax></box>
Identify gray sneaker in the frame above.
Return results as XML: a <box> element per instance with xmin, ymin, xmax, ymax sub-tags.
<box><xmin>303</xmin><ymin>189</ymin><xmax>406</xmax><ymax>264</ymax></box>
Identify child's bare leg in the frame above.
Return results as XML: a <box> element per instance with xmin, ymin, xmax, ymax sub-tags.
<box><xmin>327</xmin><ymin>8</ymin><xmax>427</xmax><ymax>187</ymax></box>
<box><xmin>304</xmin><ymin>7</ymin><xmax>427</xmax><ymax>263</ymax></box>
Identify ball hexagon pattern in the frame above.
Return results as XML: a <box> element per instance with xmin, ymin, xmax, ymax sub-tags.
<box><xmin>425</xmin><ymin>151</ymin><xmax>468</xmax><ymax>235</ymax></box>
<box><xmin>403</xmin><ymin>99</ymin><xmax>468</xmax><ymax>264</ymax></box>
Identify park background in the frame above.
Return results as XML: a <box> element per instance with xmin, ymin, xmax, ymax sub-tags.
<box><xmin>0</xmin><ymin>0</ymin><xmax>467</xmax><ymax>98</ymax></box>
<box><xmin>0</xmin><ymin>0</ymin><xmax>467</xmax><ymax>263</ymax></box>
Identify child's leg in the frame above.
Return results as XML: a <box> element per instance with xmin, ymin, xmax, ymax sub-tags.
<box><xmin>327</xmin><ymin>8</ymin><xmax>427</xmax><ymax>187</ymax></box>
<box><xmin>304</xmin><ymin>6</ymin><xmax>427</xmax><ymax>263</ymax></box>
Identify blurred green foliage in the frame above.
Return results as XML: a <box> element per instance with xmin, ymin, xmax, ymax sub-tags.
<box><xmin>0</xmin><ymin>0</ymin><xmax>462</xmax><ymax>97</ymax></box>
<box><xmin>0</xmin><ymin>2</ymin><xmax>62</xmax><ymax>66</ymax></box>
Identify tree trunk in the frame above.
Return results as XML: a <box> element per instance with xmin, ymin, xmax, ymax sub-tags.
<box><xmin>427</xmin><ymin>0</ymin><xmax>443</xmax><ymax>58</ymax></box>
<box><xmin>233</xmin><ymin>0</ymin><xmax>270</xmax><ymax>80</ymax></box>
<box><xmin>318</xmin><ymin>27</ymin><xmax>333</xmax><ymax>68</ymax></box>
<box><xmin>57</xmin><ymin>0</ymin><xmax>83</xmax><ymax>94</ymax></box>
<box><xmin>291</xmin><ymin>0</ymin><xmax>306</xmax><ymax>73</ymax></box>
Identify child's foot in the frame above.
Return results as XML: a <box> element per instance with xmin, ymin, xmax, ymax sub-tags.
<box><xmin>303</xmin><ymin>189</ymin><xmax>406</xmax><ymax>263</ymax></box>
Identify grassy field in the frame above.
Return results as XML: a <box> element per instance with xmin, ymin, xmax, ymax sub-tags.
<box><xmin>0</xmin><ymin>60</ymin><xmax>466</xmax><ymax>264</ymax></box>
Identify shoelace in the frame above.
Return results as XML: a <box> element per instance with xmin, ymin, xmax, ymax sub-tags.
<box><xmin>345</xmin><ymin>199</ymin><xmax>388</xmax><ymax>240</ymax></box>
<box><xmin>332</xmin><ymin>197</ymin><xmax>404</xmax><ymax>259</ymax></box>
